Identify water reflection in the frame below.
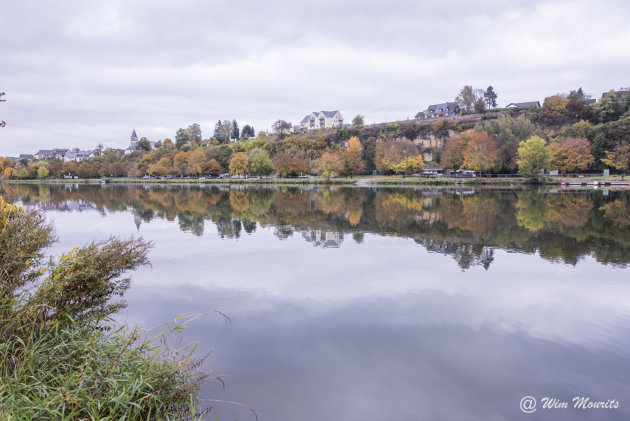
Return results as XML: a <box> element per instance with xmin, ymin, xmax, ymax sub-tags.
<box><xmin>4</xmin><ymin>183</ymin><xmax>630</xmax><ymax>269</ymax></box>
<box><xmin>3</xmin><ymin>183</ymin><xmax>630</xmax><ymax>420</ymax></box>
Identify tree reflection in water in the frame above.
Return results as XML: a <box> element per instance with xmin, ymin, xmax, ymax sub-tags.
<box><xmin>4</xmin><ymin>183</ymin><xmax>630</xmax><ymax>269</ymax></box>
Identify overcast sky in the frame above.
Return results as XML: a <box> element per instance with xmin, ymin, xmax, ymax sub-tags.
<box><xmin>1</xmin><ymin>0</ymin><xmax>629</xmax><ymax>156</ymax></box>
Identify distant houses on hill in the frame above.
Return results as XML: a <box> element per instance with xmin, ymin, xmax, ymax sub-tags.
<box><xmin>505</xmin><ymin>101</ymin><xmax>541</xmax><ymax>109</ymax></box>
<box><xmin>415</xmin><ymin>102</ymin><xmax>461</xmax><ymax>119</ymax></box>
<box><xmin>298</xmin><ymin>111</ymin><xmax>344</xmax><ymax>130</ymax></box>
<box><xmin>34</xmin><ymin>148</ymin><xmax>95</xmax><ymax>162</ymax></box>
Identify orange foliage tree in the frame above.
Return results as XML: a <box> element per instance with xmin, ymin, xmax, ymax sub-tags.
<box><xmin>601</xmin><ymin>142</ymin><xmax>630</xmax><ymax>178</ymax></box>
<box><xmin>549</xmin><ymin>137</ymin><xmax>595</xmax><ymax>173</ymax></box>
<box><xmin>462</xmin><ymin>131</ymin><xmax>499</xmax><ymax>174</ymax></box>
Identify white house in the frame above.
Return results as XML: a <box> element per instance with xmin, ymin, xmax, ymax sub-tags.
<box><xmin>64</xmin><ymin>150</ymin><xmax>93</xmax><ymax>162</ymax></box>
<box><xmin>299</xmin><ymin>111</ymin><xmax>344</xmax><ymax>130</ymax></box>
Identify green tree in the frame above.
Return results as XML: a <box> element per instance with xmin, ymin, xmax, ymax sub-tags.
<box><xmin>352</xmin><ymin>114</ymin><xmax>365</xmax><ymax>127</ymax></box>
<box><xmin>187</xmin><ymin>123</ymin><xmax>202</xmax><ymax>144</ymax></box>
<box><xmin>484</xmin><ymin>115</ymin><xmax>538</xmax><ymax>172</ymax></box>
<box><xmin>215</xmin><ymin>144</ymin><xmax>232</xmax><ymax>171</ymax></box>
<box><xmin>593</xmin><ymin>89</ymin><xmax>630</xmax><ymax>123</ymax></box>
<box><xmin>175</xmin><ymin>128</ymin><xmax>190</xmax><ymax>149</ymax></box>
<box><xmin>137</xmin><ymin>137</ymin><xmax>152</xmax><ymax>152</ymax></box>
<box><xmin>248</xmin><ymin>148</ymin><xmax>273</xmax><ymax>176</ymax></box>
<box><xmin>517</xmin><ymin>135</ymin><xmax>550</xmax><ymax>180</ymax></box>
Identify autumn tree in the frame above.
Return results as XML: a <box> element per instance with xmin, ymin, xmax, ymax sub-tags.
<box><xmin>275</xmin><ymin>151</ymin><xmax>309</xmax><ymax>177</ymax></box>
<box><xmin>540</xmin><ymin>95</ymin><xmax>571</xmax><ymax>125</ymax></box>
<box><xmin>456</xmin><ymin>85</ymin><xmax>475</xmax><ymax>112</ymax></box>
<box><xmin>272</xmin><ymin>120</ymin><xmax>292</xmax><ymax>139</ymax></box>
<box><xmin>548</xmin><ymin>137</ymin><xmax>595</xmax><ymax>173</ymax></box>
<box><xmin>61</xmin><ymin>161</ymin><xmax>78</xmax><ymax>177</ymax></box>
<box><xmin>314</xmin><ymin>151</ymin><xmax>343</xmax><ymax>178</ymax></box>
<box><xmin>37</xmin><ymin>166</ymin><xmax>49</xmax><ymax>179</ymax></box>
<box><xmin>147</xmin><ymin>163</ymin><xmax>168</xmax><ymax>177</ymax></box>
<box><xmin>391</xmin><ymin>155</ymin><xmax>424</xmax><ymax>177</ymax></box>
<box><xmin>462</xmin><ymin>131</ymin><xmax>499</xmax><ymax>174</ymax></box>
<box><xmin>375</xmin><ymin>138</ymin><xmax>418</xmax><ymax>173</ymax></box>
<box><xmin>441</xmin><ymin>132</ymin><xmax>471</xmax><ymax>170</ymax></box>
<box><xmin>517</xmin><ymin>135</ymin><xmax>550</xmax><ymax>180</ymax></box>
<box><xmin>341</xmin><ymin>136</ymin><xmax>365</xmax><ymax>177</ymax></box>
<box><xmin>229</xmin><ymin>152</ymin><xmax>249</xmax><ymax>176</ymax></box>
<box><xmin>601</xmin><ymin>142</ymin><xmax>630</xmax><ymax>179</ymax></box>
<box><xmin>47</xmin><ymin>158</ymin><xmax>64</xmax><ymax>178</ymax></box>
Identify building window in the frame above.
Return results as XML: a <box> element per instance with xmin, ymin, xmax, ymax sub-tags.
<box><xmin>320</xmin><ymin>117</ymin><xmax>325</xmax><ymax>127</ymax></box>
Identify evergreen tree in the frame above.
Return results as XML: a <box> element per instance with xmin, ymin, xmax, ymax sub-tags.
<box><xmin>484</xmin><ymin>86</ymin><xmax>498</xmax><ymax>108</ymax></box>
<box><xmin>241</xmin><ymin>124</ymin><xmax>255</xmax><ymax>138</ymax></box>
<box><xmin>231</xmin><ymin>119</ymin><xmax>240</xmax><ymax>140</ymax></box>
<box><xmin>213</xmin><ymin>120</ymin><xmax>223</xmax><ymax>142</ymax></box>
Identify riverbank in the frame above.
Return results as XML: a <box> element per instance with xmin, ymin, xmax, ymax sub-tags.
<box><xmin>3</xmin><ymin>174</ymin><xmax>629</xmax><ymax>188</ymax></box>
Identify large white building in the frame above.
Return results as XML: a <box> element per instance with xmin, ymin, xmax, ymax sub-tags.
<box><xmin>299</xmin><ymin>110</ymin><xmax>344</xmax><ymax>130</ymax></box>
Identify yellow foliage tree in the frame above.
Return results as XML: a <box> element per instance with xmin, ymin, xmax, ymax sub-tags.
<box><xmin>391</xmin><ymin>155</ymin><xmax>424</xmax><ymax>177</ymax></box>
<box><xmin>229</xmin><ymin>152</ymin><xmax>249</xmax><ymax>176</ymax></box>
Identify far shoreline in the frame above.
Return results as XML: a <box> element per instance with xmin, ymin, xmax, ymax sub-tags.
<box><xmin>3</xmin><ymin>175</ymin><xmax>629</xmax><ymax>188</ymax></box>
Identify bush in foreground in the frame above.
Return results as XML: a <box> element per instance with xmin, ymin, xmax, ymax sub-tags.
<box><xmin>0</xmin><ymin>197</ymin><xmax>209</xmax><ymax>419</ymax></box>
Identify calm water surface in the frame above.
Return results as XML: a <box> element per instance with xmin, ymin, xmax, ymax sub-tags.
<box><xmin>4</xmin><ymin>183</ymin><xmax>630</xmax><ymax>420</ymax></box>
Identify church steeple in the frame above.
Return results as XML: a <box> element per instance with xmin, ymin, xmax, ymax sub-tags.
<box><xmin>131</xmin><ymin>129</ymin><xmax>138</xmax><ymax>142</ymax></box>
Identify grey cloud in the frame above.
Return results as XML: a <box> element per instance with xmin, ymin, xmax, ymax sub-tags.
<box><xmin>1</xmin><ymin>0</ymin><xmax>630</xmax><ymax>154</ymax></box>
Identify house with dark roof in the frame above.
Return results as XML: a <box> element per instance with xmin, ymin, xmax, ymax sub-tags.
<box><xmin>299</xmin><ymin>111</ymin><xmax>344</xmax><ymax>130</ymax></box>
<box><xmin>505</xmin><ymin>101</ymin><xmax>541</xmax><ymax>109</ymax></box>
<box><xmin>415</xmin><ymin>102</ymin><xmax>460</xmax><ymax>119</ymax></box>
<box><xmin>35</xmin><ymin>149</ymin><xmax>54</xmax><ymax>160</ymax></box>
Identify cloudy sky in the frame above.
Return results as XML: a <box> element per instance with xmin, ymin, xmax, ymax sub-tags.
<box><xmin>1</xmin><ymin>0</ymin><xmax>629</xmax><ymax>156</ymax></box>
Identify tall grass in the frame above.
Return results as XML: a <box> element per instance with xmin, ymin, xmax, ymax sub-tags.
<box><xmin>0</xmin><ymin>196</ymin><xmax>210</xmax><ymax>419</ymax></box>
